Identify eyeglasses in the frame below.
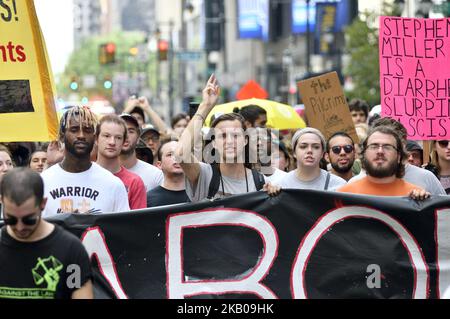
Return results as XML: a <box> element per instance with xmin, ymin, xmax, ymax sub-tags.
<box><xmin>366</xmin><ymin>143</ymin><xmax>398</xmax><ymax>153</ymax></box>
<box><xmin>438</xmin><ymin>140</ymin><xmax>449</xmax><ymax>148</ymax></box>
<box><xmin>1</xmin><ymin>213</ymin><xmax>40</xmax><ymax>226</ymax></box>
<box><xmin>331</xmin><ymin>145</ymin><xmax>354</xmax><ymax>155</ymax></box>
<box><xmin>143</xmin><ymin>135</ymin><xmax>159</xmax><ymax>143</ymax></box>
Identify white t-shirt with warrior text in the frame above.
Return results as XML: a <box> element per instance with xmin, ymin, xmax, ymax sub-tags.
<box><xmin>127</xmin><ymin>159</ymin><xmax>164</xmax><ymax>192</ymax></box>
<box><xmin>42</xmin><ymin>162</ymin><xmax>130</xmax><ymax>217</ymax></box>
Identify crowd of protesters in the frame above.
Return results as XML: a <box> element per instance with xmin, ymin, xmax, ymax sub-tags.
<box><xmin>1</xmin><ymin>74</ymin><xmax>450</xmax><ymax>299</ymax></box>
<box><xmin>1</xmin><ymin>75</ymin><xmax>449</xmax><ymax>214</ymax></box>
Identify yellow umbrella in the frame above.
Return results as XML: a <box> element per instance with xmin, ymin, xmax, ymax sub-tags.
<box><xmin>205</xmin><ymin>98</ymin><xmax>306</xmax><ymax>130</ymax></box>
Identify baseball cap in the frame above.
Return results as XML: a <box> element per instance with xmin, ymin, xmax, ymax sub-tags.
<box><xmin>141</xmin><ymin>126</ymin><xmax>160</xmax><ymax>138</ymax></box>
<box><xmin>406</xmin><ymin>140</ymin><xmax>423</xmax><ymax>152</ymax></box>
<box><xmin>135</xmin><ymin>139</ymin><xmax>154</xmax><ymax>164</ymax></box>
<box><xmin>120</xmin><ymin>113</ymin><xmax>140</xmax><ymax>130</ymax></box>
<box><xmin>130</xmin><ymin>106</ymin><xmax>145</xmax><ymax>121</ymax></box>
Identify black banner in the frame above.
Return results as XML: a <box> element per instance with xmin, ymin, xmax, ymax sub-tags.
<box><xmin>48</xmin><ymin>190</ymin><xmax>450</xmax><ymax>299</ymax></box>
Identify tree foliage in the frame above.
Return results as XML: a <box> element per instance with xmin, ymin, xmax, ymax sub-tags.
<box><xmin>343</xmin><ymin>3</ymin><xmax>398</xmax><ymax>108</ymax></box>
<box><xmin>343</xmin><ymin>12</ymin><xmax>381</xmax><ymax>107</ymax></box>
<box><xmin>59</xmin><ymin>31</ymin><xmax>155</xmax><ymax>101</ymax></box>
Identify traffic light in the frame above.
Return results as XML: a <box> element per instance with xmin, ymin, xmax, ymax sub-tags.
<box><xmin>103</xmin><ymin>78</ymin><xmax>113</xmax><ymax>90</ymax></box>
<box><xmin>158</xmin><ymin>40</ymin><xmax>169</xmax><ymax>61</ymax></box>
<box><xmin>70</xmin><ymin>77</ymin><xmax>79</xmax><ymax>91</ymax></box>
<box><xmin>129</xmin><ymin>47</ymin><xmax>139</xmax><ymax>56</ymax></box>
<box><xmin>204</xmin><ymin>0</ymin><xmax>224</xmax><ymax>51</ymax></box>
<box><xmin>99</xmin><ymin>42</ymin><xmax>116</xmax><ymax>65</ymax></box>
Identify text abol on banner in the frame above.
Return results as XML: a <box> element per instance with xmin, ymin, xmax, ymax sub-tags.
<box><xmin>379</xmin><ymin>16</ymin><xmax>450</xmax><ymax>140</ymax></box>
<box><xmin>0</xmin><ymin>0</ymin><xmax>58</xmax><ymax>142</ymax></box>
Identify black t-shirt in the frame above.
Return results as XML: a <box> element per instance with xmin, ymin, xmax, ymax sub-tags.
<box><xmin>147</xmin><ymin>186</ymin><xmax>191</xmax><ymax>208</ymax></box>
<box><xmin>0</xmin><ymin>225</ymin><xmax>92</xmax><ymax>299</ymax></box>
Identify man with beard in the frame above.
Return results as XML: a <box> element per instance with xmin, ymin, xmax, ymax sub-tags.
<box><xmin>338</xmin><ymin>126</ymin><xmax>429</xmax><ymax>199</ymax></box>
<box><xmin>41</xmin><ymin>106</ymin><xmax>130</xmax><ymax>216</ymax></box>
<box><xmin>119</xmin><ymin>114</ymin><xmax>163</xmax><ymax>192</ymax></box>
<box><xmin>147</xmin><ymin>140</ymin><xmax>190</xmax><ymax>207</ymax></box>
<box><xmin>0</xmin><ymin>168</ymin><xmax>93</xmax><ymax>299</ymax></box>
<box><xmin>348</xmin><ymin>117</ymin><xmax>446</xmax><ymax>195</ymax></box>
<box><xmin>96</xmin><ymin>114</ymin><xmax>147</xmax><ymax>209</ymax></box>
<box><xmin>325</xmin><ymin>132</ymin><xmax>356</xmax><ymax>181</ymax></box>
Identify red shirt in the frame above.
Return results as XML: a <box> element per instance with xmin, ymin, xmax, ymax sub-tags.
<box><xmin>114</xmin><ymin>167</ymin><xmax>147</xmax><ymax>209</ymax></box>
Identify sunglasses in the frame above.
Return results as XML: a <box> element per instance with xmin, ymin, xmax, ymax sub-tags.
<box><xmin>438</xmin><ymin>140</ymin><xmax>449</xmax><ymax>148</ymax></box>
<box><xmin>331</xmin><ymin>145</ymin><xmax>354</xmax><ymax>155</ymax></box>
<box><xmin>1</xmin><ymin>213</ymin><xmax>40</xmax><ymax>226</ymax></box>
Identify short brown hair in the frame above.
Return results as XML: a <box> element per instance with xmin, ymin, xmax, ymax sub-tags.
<box><xmin>371</xmin><ymin>117</ymin><xmax>407</xmax><ymax>140</ymax></box>
<box><xmin>96</xmin><ymin>114</ymin><xmax>128</xmax><ymax>140</ymax></box>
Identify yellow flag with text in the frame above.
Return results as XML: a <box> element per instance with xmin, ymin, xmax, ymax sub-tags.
<box><xmin>0</xmin><ymin>0</ymin><xmax>58</xmax><ymax>142</ymax></box>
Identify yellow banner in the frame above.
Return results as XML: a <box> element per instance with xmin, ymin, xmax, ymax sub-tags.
<box><xmin>0</xmin><ymin>0</ymin><xmax>58</xmax><ymax>142</ymax></box>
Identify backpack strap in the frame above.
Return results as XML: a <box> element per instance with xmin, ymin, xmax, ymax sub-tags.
<box><xmin>208</xmin><ymin>165</ymin><xmax>265</xmax><ymax>198</ymax></box>
<box><xmin>207</xmin><ymin>163</ymin><xmax>221</xmax><ymax>199</ymax></box>
<box><xmin>324</xmin><ymin>172</ymin><xmax>331</xmax><ymax>190</ymax></box>
<box><xmin>251</xmin><ymin>169</ymin><xmax>265</xmax><ymax>191</ymax></box>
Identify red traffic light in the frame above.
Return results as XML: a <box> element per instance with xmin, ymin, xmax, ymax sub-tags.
<box><xmin>158</xmin><ymin>40</ymin><xmax>168</xmax><ymax>51</ymax></box>
<box><xmin>105</xmin><ymin>43</ymin><xmax>116</xmax><ymax>54</ymax></box>
<box><xmin>158</xmin><ymin>40</ymin><xmax>169</xmax><ymax>61</ymax></box>
<box><xmin>99</xmin><ymin>42</ymin><xmax>116</xmax><ymax>65</ymax></box>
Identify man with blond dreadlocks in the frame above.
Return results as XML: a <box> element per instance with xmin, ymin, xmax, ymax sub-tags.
<box><xmin>41</xmin><ymin>106</ymin><xmax>130</xmax><ymax>217</ymax></box>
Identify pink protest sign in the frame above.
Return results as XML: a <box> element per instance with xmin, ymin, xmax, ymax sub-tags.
<box><xmin>379</xmin><ymin>16</ymin><xmax>450</xmax><ymax>140</ymax></box>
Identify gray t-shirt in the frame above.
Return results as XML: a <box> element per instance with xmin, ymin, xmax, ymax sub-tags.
<box><xmin>272</xmin><ymin>169</ymin><xmax>347</xmax><ymax>191</ymax></box>
<box><xmin>265</xmin><ymin>168</ymin><xmax>288</xmax><ymax>183</ymax></box>
<box><xmin>348</xmin><ymin>164</ymin><xmax>446</xmax><ymax>195</ymax></box>
<box><xmin>185</xmin><ymin>162</ymin><xmax>265</xmax><ymax>202</ymax></box>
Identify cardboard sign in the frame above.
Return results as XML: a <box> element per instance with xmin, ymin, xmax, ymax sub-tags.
<box><xmin>0</xmin><ymin>0</ymin><xmax>58</xmax><ymax>142</ymax></box>
<box><xmin>297</xmin><ymin>71</ymin><xmax>358</xmax><ymax>142</ymax></box>
<box><xmin>379</xmin><ymin>17</ymin><xmax>450</xmax><ymax>140</ymax></box>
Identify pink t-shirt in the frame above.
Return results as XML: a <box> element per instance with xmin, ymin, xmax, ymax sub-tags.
<box><xmin>114</xmin><ymin>167</ymin><xmax>147</xmax><ymax>209</ymax></box>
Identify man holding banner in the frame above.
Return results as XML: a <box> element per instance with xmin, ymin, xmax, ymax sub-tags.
<box><xmin>176</xmin><ymin>75</ymin><xmax>280</xmax><ymax>201</ymax></box>
<box><xmin>349</xmin><ymin>117</ymin><xmax>446</xmax><ymax>195</ymax></box>
<box><xmin>339</xmin><ymin>125</ymin><xmax>429</xmax><ymax>199</ymax></box>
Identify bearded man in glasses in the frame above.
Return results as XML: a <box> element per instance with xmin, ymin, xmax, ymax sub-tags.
<box><xmin>325</xmin><ymin>132</ymin><xmax>356</xmax><ymax>182</ymax></box>
<box><xmin>338</xmin><ymin>126</ymin><xmax>429</xmax><ymax>200</ymax></box>
<box><xmin>0</xmin><ymin>168</ymin><xmax>93</xmax><ymax>299</ymax></box>
<box><xmin>348</xmin><ymin>117</ymin><xmax>446</xmax><ymax>195</ymax></box>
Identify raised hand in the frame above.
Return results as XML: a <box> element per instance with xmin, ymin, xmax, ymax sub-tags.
<box><xmin>201</xmin><ymin>74</ymin><xmax>220</xmax><ymax>109</ymax></box>
<box><xmin>124</xmin><ymin>95</ymin><xmax>139</xmax><ymax>114</ymax></box>
<box><xmin>137</xmin><ymin>96</ymin><xmax>152</xmax><ymax>113</ymax></box>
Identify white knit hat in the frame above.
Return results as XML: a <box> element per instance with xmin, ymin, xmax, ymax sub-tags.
<box><xmin>292</xmin><ymin>127</ymin><xmax>326</xmax><ymax>150</ymax></box>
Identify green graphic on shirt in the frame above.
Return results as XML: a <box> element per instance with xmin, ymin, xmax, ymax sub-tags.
<box><xmin>0</xmin><ymin>256</ymin><xmax>64</xmax><ymax>299</ymax></box>
<box><xmin>31</xmin><ymin>256</ymin><xmax>63</xmax><ymax>292</ymax></box>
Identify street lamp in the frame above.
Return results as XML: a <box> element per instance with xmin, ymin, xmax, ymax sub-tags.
<box><xmin>155</xmin><ymin>21</ymin><xmax>175</xmax><ymax>120</ymax></box>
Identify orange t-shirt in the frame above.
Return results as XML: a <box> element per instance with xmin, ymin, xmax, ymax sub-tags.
<box><xmin>338</xmin><ymin>177</ymin><xmax>423</xmax><ymax>196</ymax></box>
